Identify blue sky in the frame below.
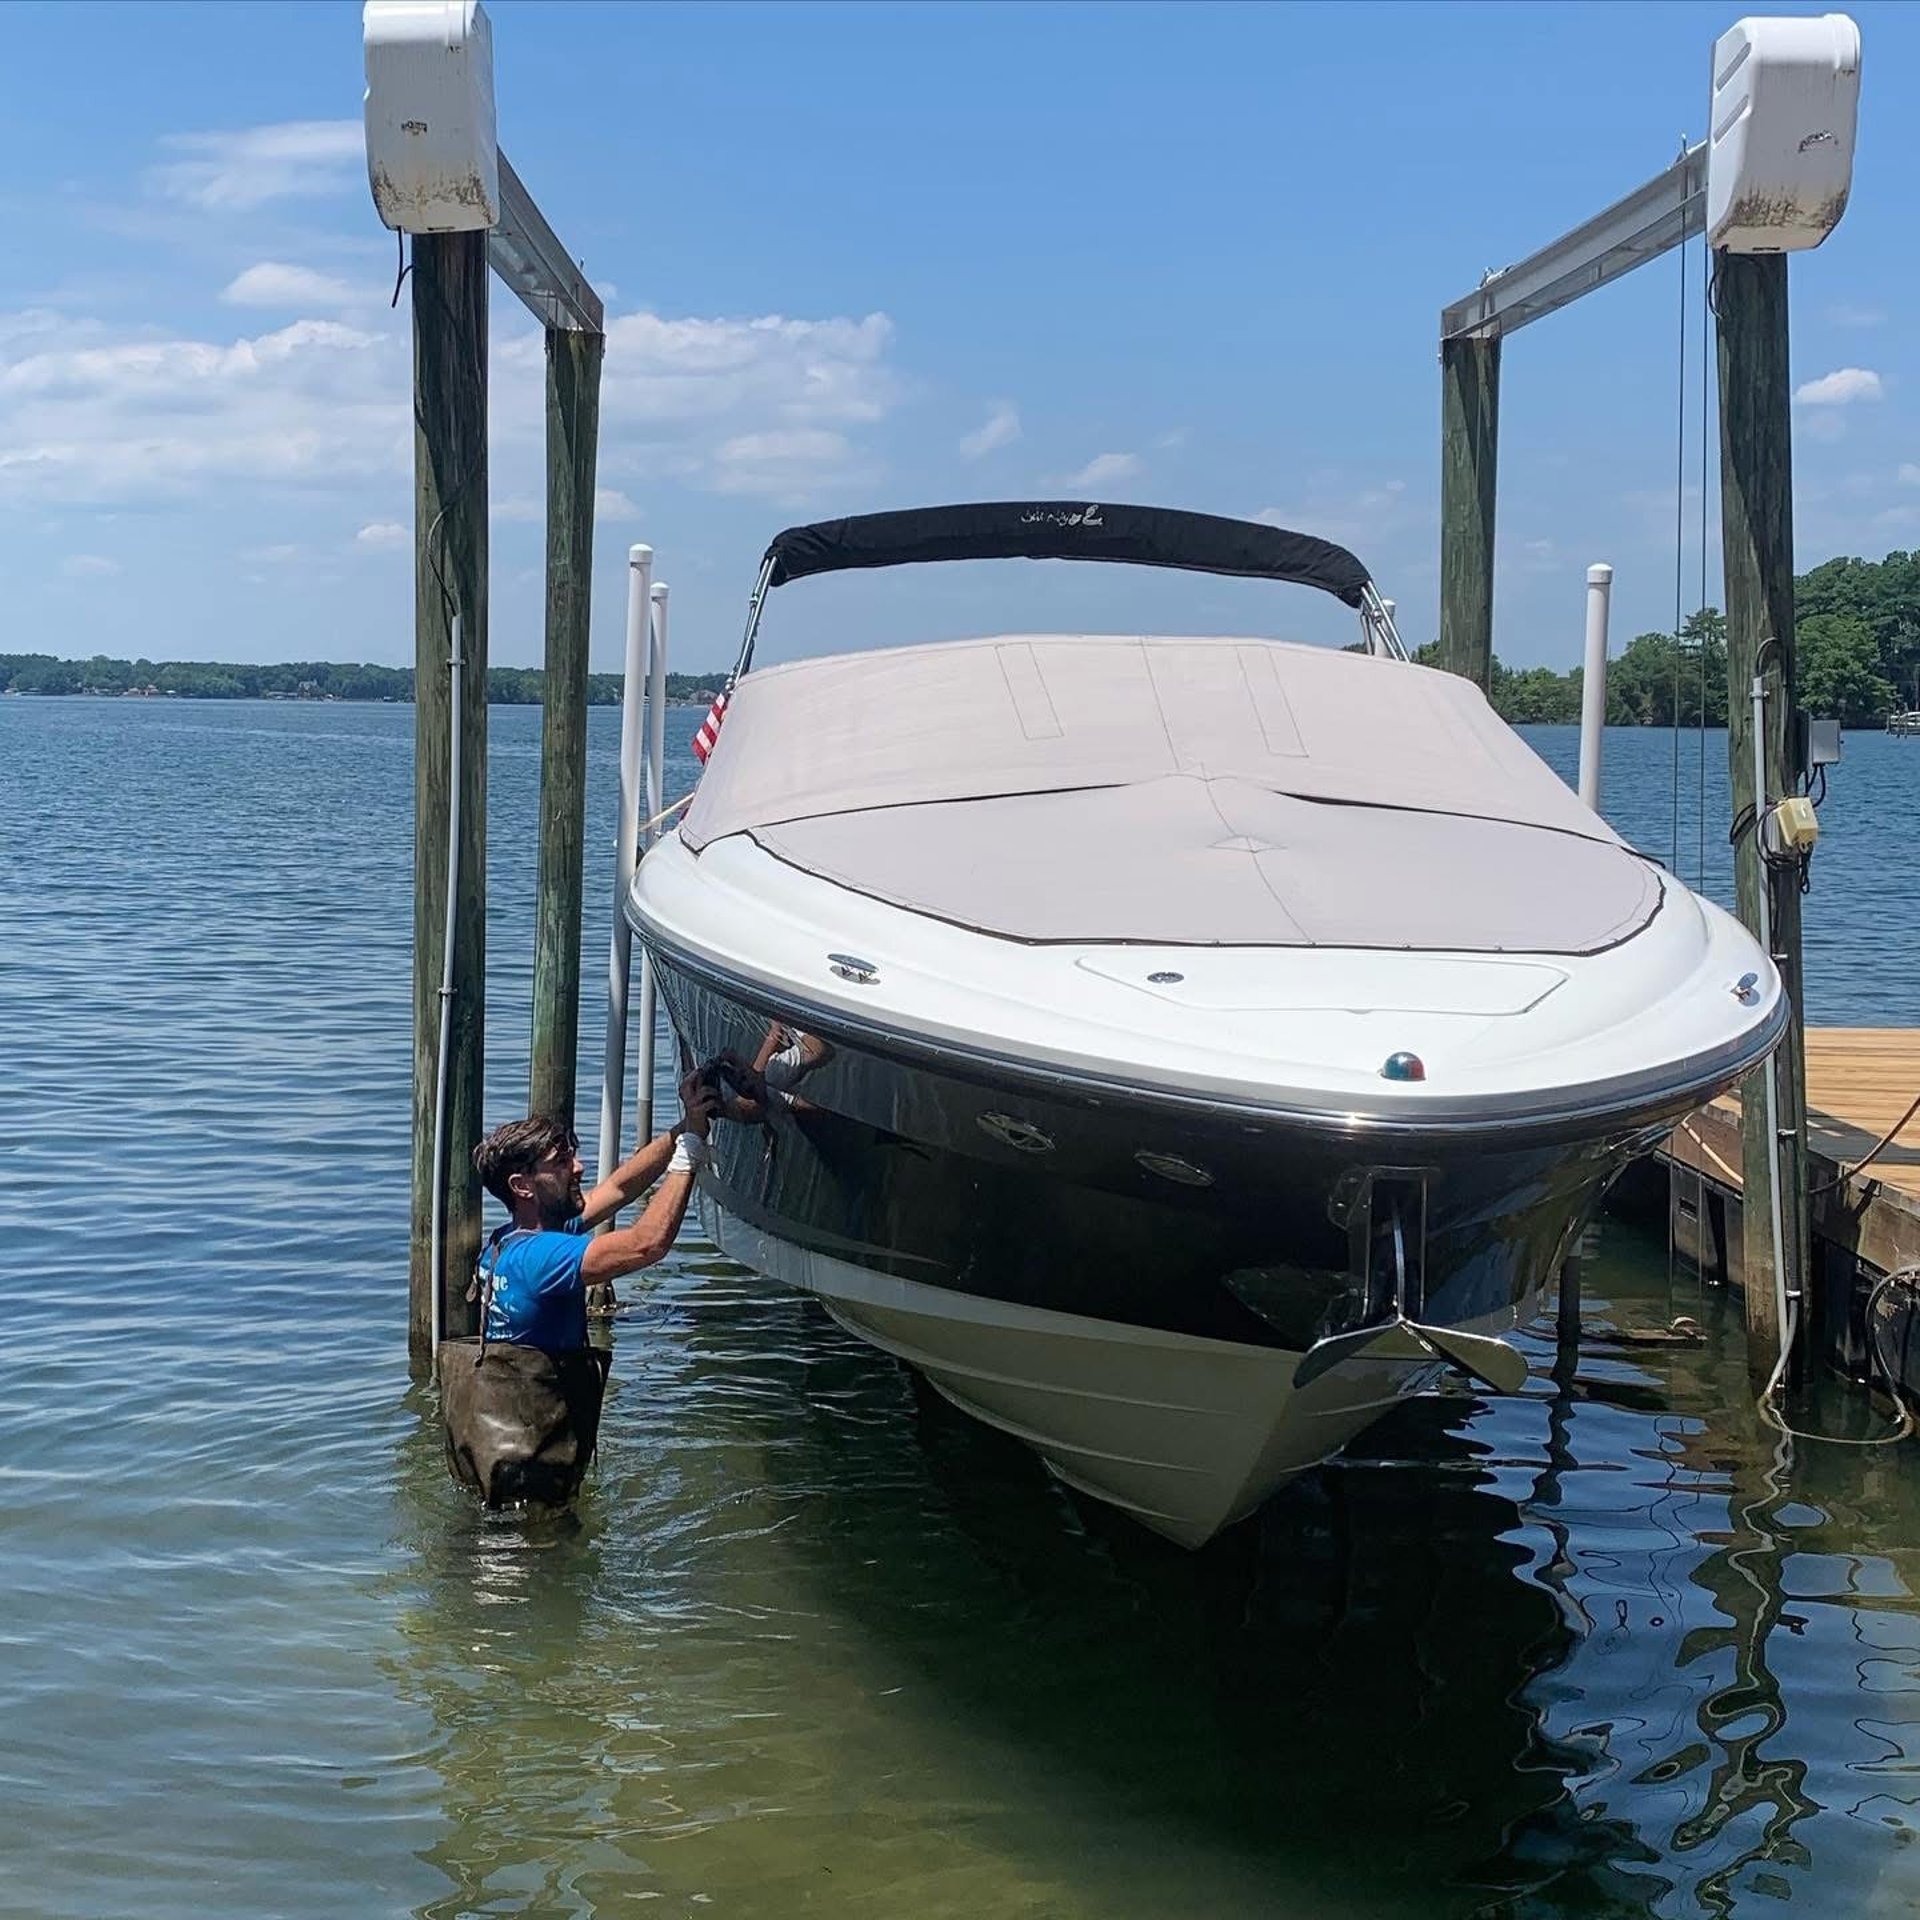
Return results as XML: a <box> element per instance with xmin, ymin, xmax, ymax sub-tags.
<box><xmin>2</xmin><ymin>0</ymin><xmax>1915</xmax><ymax>675</ymax></box>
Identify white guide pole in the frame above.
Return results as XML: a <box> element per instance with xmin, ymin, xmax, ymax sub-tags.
<box><xmin>599</xmin><ymin>544</ymin><xmax>654</xmax><ymax>1184</ymax></box>
<box><xmin>634</xmin><ymin>581</ymin><xmax>669</xmax><ymax>1144</ymax></box>
<box><xmin>428</xmin><ymin>612</ymin><xmax>464</xmax><ymax>1351</ymax></box>
<box><xmin>1577</xmin><ymin>563</ymin><xmax>1613</xmax><ymax>812</ymax></box>
<box><xmin>1752</xmin><ymin>672</ymin><xmax>1793</xmax><ymax>1354</ymax></box>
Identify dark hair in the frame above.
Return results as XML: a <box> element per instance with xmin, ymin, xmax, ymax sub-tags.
<box><xmin>472</xmin><ymin>1114</ymin><xmax>578</xmax><ymax>1206</ymax></box>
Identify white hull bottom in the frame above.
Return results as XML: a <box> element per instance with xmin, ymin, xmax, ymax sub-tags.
<box><xmin>704</xmin><ymin>1202</ymin><xmax>1541</xmax><ymax>1548</ymax></box>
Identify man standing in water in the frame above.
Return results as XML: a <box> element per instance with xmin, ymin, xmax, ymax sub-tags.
<box><xmin>469</xmin><ymin>1074</ymin><xmax>719</xmax><ymax>1351</ymax></box>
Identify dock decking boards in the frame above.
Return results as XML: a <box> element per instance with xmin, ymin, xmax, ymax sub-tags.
<box><xmin>1663</xmin><ymin>1028</ymin><xmax>1920</xmax><ymax>1279</ymax></box>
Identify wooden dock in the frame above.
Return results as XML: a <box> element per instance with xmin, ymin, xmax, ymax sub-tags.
<box><xmin>1660</xmin><ymin>1028</ymin><xmax>1920</xmax><ymax>1290</ymax></box>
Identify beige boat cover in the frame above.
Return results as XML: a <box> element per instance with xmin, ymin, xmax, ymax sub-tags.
<box><xmin>681</xmin><ymin>636</ymin><xmax>1659</xmax><ymax>953</ymax></box>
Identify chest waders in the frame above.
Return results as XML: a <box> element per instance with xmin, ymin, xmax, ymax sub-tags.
<box><xmin>435</xmin><ymin>1228</ymin><xmax>611</xmax><ymax>1507</ymax></box>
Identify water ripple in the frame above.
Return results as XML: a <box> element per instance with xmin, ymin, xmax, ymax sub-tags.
<box><xmin>2</xmin><ymin>701</ymin><xmax>1918</xmax><ymax>1919</ymax></box>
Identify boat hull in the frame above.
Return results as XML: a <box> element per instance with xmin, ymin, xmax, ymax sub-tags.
<box><xmin>704</xmin><ymin>1201</ymin><xmax>1541</xmax><ymax>1545</ymax></box>
<box><xmin>644</xmin><ymin>947</ymin><xmax>1678</xmax><ymax>1545</ymax></box>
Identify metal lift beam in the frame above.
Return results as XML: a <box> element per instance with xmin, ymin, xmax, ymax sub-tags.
<box><xmin>492</xmin><ymin>151</ymin><xmax>604</xmax><ymax>334</ymax></box>
<box><xmin>1441</xmin><ymin>144</ymin><xmax>1705</xmax><ymax>342</ymax></box>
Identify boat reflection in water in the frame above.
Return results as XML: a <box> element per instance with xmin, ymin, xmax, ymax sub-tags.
<box><xmin>382</xmin><ymin>1239</ymin><xmax>1920</xmax><ymax>1916</ymax></box>
<box><xmin>633</xmin><ymin>500</ymin><xmax>1785</xmax><ymax>1544</ymax></box>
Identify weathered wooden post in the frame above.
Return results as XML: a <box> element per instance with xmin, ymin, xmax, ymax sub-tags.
<box><xmin>407</xmin><ymin>233</ymin><xmax>491</xmax><ymax>1368</ymax></box>
<box><xmin>1438</xmin><ymin>337</ymin><xmax>1500</xmax><ymax>689</ymax></box>
<box><xmin>365</xmin><ymin>0</ymin><xmax>609</xmax><ymax>1371</ymax></box>
<box><xmin>529</xmin><ymin>325</ymin><xmax>606</xmax><ymax>1121</ymax></box>
<box><xmin>1716</xmin><ymin>250</ymin><xmax>1809</xmax><ymax>1375</ymax></box>
<box><xmin>1705</xmin><ymin>14</ymin><xmax>1860</xmax><ymax>1380</ymax></box>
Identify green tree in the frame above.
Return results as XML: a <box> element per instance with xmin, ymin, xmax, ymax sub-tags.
<box><xmin>1498</xmin><ymin>665</ymin><xmax>1581</xmax><ymax>723</ymax></box>
<box><xmin>1605</xmin><ymin>630</ymin><xmax>1684</xmax><ymax>725</ymax></box>
<box><xmin>1797</xmin><ymin>612</ymin><xmax>1894</xmax><ymax>724</ymax></box>
<box><xmin>10</xmin><ymin>658</ymin><xmax>84</xmax><ymax>694</ymax></box>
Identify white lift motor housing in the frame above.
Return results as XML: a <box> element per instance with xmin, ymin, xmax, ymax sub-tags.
<box><xmin>1706</xmin><ymin>14</ymin><xmax>1860</xmax><ymax>254</ymax></box>
<box><xmin>364</xmin><ymin>0</ymin><xmax>499</xmax><ymax>234</ymax></box>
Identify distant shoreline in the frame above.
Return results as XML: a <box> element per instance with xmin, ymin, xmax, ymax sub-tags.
<box><xmin>0</xmin><ymin>689</ymin><xmax>719</xmax><ymax>708</ymax></box>
<box><xmin>0</xmin><ymin>651</ymin><xmax>729</xmax><ymax>708</ymax></box>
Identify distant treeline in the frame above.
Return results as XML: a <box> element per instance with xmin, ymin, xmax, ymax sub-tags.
<box><xmin>9</xmin><ymin>548</ymin><xmax>1920</xmax><ymax>722</ymax></box>
<box><xmin>1419</xmin><ymin>549</ymin><xmax>1920</xmax><ymax>728</ymax></box>
<box><xmin>0</xmin><ymin>654</ymin><xmax>732</xmax><ymax>705</ymax></box>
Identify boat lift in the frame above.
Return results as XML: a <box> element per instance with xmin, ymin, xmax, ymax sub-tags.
<box><xmin>1436</xmin><ymin>12</ymin><xmax>1862</xmax><ymax>1391</ymax></box>
<box><xmin>364</xmin><ymin>0</ymin><xmax>609</xmax><ymax>1366</ymax></box>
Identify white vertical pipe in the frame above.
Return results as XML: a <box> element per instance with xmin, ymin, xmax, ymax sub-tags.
<box><xmin>598</xmin><ymin>544</ymin><xmax>654</xmax><ymax>1185</ymax></box>
<box><xmin>428</xmin><ymin>611</ymin><xmax>464</xmax><ymax>1352</ymax></box>
<box><xmin>1577</xmin><ymin>563</ymin><xmax>1613</xmax><ymax>812</ymax></box>
<box><xmin>1751</xmin><ymin>673</ymin><xmax>1793</xmax><ymax>1363</ymax></box>
<box><xmin>634</xmin><ymin>582</ymin><xmax>669</xmax><ymax>1144</ymax></box>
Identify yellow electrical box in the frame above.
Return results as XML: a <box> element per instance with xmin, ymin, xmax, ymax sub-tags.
<box><xmin>1772</xmin><ymin>796</ymin><xmax>1820</xmax><ymax>851</ymax></box>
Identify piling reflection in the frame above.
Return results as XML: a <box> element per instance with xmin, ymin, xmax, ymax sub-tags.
<box><xmin>378</xmin><ymin>1226</ymin><xmax>1920</xmax><ymax>1919</ymax></box>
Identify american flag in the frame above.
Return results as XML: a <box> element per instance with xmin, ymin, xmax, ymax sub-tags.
<box><xmin>692</xmin><ymin>687</ymin><xmax>730</xmax><ymax>765</ymax></box>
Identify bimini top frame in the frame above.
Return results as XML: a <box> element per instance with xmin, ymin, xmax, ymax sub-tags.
<box><xmin>727</xmin><ymin>500</ymin><xmax>1408</xmax><ymax>679</ymax></box>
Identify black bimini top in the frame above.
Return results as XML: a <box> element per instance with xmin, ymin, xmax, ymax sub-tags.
<box><xmin>763</xmin><ymin>501</ymin><xmax>1371</xmax><ymax>608</ymax></box>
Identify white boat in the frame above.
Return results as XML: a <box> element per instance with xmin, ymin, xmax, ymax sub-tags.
<box><xmin>631</xmin><ymin>502</ymin><xmax>1785</xmax><ymax>1546</ymax></box>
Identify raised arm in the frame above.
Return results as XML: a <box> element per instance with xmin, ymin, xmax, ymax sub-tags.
<box><xmin>577</xmin><ymin>1075</ymin><xmax>717</xmax><ymax>1228</ymax></box>
<box><xmin>579</xmin><ymin>1126</ymin><xmax>709</xmax><ymax>1285</ymax></box>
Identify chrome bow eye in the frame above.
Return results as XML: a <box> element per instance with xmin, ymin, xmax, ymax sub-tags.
<box><xmin>1147</xmin><ymin>970</ymin><xmax>1185</xmax><ymax>985</ymax></box>
<box><xmin>1732</xmin><ymin>971</ymin><xmax>1760</xmax><ymax>1005</ymax></box>
<box><xmin>977</xmin><ymin>1112</ymin><xmax>1055</xmax><ymax>1154</ymax></box>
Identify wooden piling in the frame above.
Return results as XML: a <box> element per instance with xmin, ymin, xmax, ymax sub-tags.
<box><xmin>1715</xmin><ymin>248</ymin><xmax>1810</xmax><ymax>1379</ymax></box>
<box><xmin>1439</xmin><ymin>335</ymin><xmax>1500</xmax><ymax>689</ymax></box>
<box><xmin>409</xmin><ymin>231</ymin><xmax>490</xmax><ymax>1372</ymax></box>
<box><xmin>528</xmin><ymin>326</ymin><xmax>605</xmax><ymax>1123</ymax></box>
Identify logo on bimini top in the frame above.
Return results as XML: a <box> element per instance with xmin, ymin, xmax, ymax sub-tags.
<box><xmin>1020</xmin><ymin>504</ymin><xmax>1105</xmax><ymax>529</ymax></box>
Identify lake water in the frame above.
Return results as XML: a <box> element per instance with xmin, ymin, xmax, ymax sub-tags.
<box><xmin>2</xmin><ymin>697</ymin><xmax>1918</xmax><ymax>1919</ymax></box>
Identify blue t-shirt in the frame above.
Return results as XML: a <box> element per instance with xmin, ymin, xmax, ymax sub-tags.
<box><xmin>480</xmin><ymin>1219</ymin><xmax>589</xmax><ymax>1353</ymax></box>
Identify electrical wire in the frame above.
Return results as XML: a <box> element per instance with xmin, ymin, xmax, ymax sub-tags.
<box><xmin>1757</xmin><ymin>1272</ymin><xmax>1919</xmax><ymax>1448</ymax></box>
<box><xmin>1808</xmin><ymin>1088</ymin><xmax>1920</xmax><ymax>1197</ymax></box>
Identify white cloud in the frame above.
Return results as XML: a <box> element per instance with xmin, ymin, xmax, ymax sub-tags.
<box><xmin>0</xmin><ymin>292</ymin><xmax>901</xmax><ymax>519</ymax></box>
<box><xmin>222</xmin><ymin>262</ymin><xmax>361</xmax><ymax>311</ymax></box>
<box><xmin>60</xmin><ymin>553</ymin><xmax>120</xmax><ymax>578</ymax></box>
<box><xmin>1828</xmin><ymin>303</ymin><xmax>1887</xmax><ymax>328</ymax></box>
<box><xmin>150</xmin><ymin>120</ymin><xmax>364</xmax><ymax>211</ymax></box>
<box><xmin>708</xmin><ymin>429</ymin><xmax>864</xmax><ymax>501</ymax></box>
<box><xmin>1795</xmin><ymin>367</ymin><xmax>1883</xmax><ymax>406</ymax></box>
<box><xmin>355</xmin><ymin>521</ymin><xmax>406</xmax><ymax>549</ymax></box>
<box><xmin>595</xmin><ymin>487</ymin><xmax>639</xmax><ymax>520</ymax></box>
<box><xmin>1060</xmin><ymin>451</ymin><xmax>1142</xmax><ymax>490</ymax></box>
<box><xmin>1897</xmin><ymin>464</ymin><xmax>1920</xmax><ymax>486</ymax></box>
<box><xmin>959</xmin><ymin>400</ymin><xmax>1020</xmax><ymax>460</ymax></box>
<box><xmin>592</xmin><ymin>310</ymin><xmax>897</xmax><ymax>429</ymax></box>
<box><xmin>491</xmin><ymin>307</ymin><xmax>901</xmax><ymax>499</ymax></box>
<box><xmin>1255</xmin><ymin>478</ymin><xmax>1413</xmax><ymax>554</ymax></box>
<box><xmin>0</xmin><ymin>312</ymin><xmax>401</xmax><ymax>507</ymax></box>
